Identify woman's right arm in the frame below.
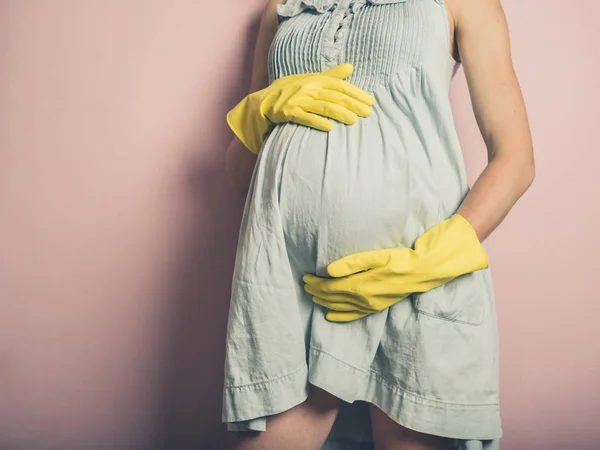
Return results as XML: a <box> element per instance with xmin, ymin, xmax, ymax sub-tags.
<box><xmin>225</xmin><ymin>0</ymin><xmax>285</xmax><ymax>195</ymax></box>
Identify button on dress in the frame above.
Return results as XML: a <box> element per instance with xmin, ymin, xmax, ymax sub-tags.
<box><xmin>222</xmin><ymin>0</ymin><xmax>502</xmax><ymax>448</ymax></box>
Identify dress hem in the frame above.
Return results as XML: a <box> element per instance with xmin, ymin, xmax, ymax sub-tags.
<box><xmin>222</xmin><ymin>347</ymin><xmax>502</xmax><ymax>440</ymax></box>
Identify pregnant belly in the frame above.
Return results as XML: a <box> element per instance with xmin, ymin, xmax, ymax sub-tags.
<box><xmin>258</xmin><ymin>119</ymin><xmax>443</xmax><ymax>276</ymax></box>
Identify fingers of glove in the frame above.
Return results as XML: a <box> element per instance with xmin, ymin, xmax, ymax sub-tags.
<box><xmin>319</xmin><ymin>63</ymin><xmax>355</xmax><ymax>80</ymax></box>
<box><xmin>311</xmin><ymin>89</ymin><xmax>373</xmax><ymax>118</ymax></box>
<box><xmin>303</xmin><ymin>273</ymin><xmax>357</xmax><ymax>296</ymax></box>
<box><xmin>325</xmin><ymin>295</ymin><xmax>411</xmax><ymax>322</ymax></box>
<box><xmin>326</xmin><ymin>310</ymin><xmax>371</xmax><ymax>323</ymax></box>
<box><xmin>320</xmin><ymin>77</ymin><xmax>376</xmax><ymax>106</ymax></box>
<box><xmin>286</xmin><ymin>108</ymin><xmax>335</xmax><ymax>131</ymax></box>
<box><xmin>269</xmin><ymin>73</ymin><xmax>307</xmax><ymax>91</ymax></box>
<box><xmin>301</xmin><ymin>99</ymin><xmax>359</xmax><ymax>125</ymax></box>
<box><xmin>311</xmin><ymin>294</ymin><xmax>373</xmax><ymax>313</ymax></box>
<box><xmin>303</xmin><ymin>281</ymin><xmax>373</xmax><ymax>310</ymax></box>
<box><xmin>326</xmin><ymin>250</ymin><xmax>392</xmax><ymax>278</ymax></box>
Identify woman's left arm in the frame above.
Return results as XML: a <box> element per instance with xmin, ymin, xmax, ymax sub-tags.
<box><xmin>450</xmin><ymin>0</ymin><xmax>535</xmax><ymax>242</ymax></box>
<box><xmin>302</xmin><ymin>0</ymin><xmax>536</xmax><ymax>322</ymax></box>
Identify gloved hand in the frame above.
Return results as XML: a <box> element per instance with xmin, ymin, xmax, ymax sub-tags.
<box><xmin>226</xmin><ymin>62</ymin><xmax>375</xmax><ymax>155</ymax></box>
<box><xmin>303</xmin><ymin>213</ymin><xmax>489</xmax><ymax>323</ymax></box>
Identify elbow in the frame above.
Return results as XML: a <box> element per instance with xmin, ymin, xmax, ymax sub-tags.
<box><xmin>525</xmin><ymin>155</ymin><xmax>536</xmax><ymax>185</ymax></box>
<box><xmin>492</xmin><ymin>150</ymin><xmax>535</xmax><ymax>194</ymax></box>
<box><xmin>519</xmin><ymin>156</ymin><xmax>536</xmax><ymax>192</ymax></box>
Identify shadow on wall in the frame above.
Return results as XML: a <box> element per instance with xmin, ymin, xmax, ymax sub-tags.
<box><xmin>154</xmin><ymin>14</ymin><xmax>263</xmax><ymax>450</ymax></box>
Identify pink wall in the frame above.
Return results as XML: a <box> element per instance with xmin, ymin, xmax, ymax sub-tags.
<box><xmin>1</xmin><ymin>1</ymin><xmax>598</xmax><ymax>449</ymax></box>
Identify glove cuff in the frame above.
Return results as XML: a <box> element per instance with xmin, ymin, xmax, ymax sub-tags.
<box><xmin>451</xmin><ymin>213</ymin><xmax>489</xmax><ymax>270</ymax></box>
<box><xmin>226</xmin><ymin>93</ymin><xmax>273</xmax><ymax>155</ymax></box>
<box><xmin>413</xmin><ymin>213</ymin><xmax>489</xmax><ymax>283</ymax></box>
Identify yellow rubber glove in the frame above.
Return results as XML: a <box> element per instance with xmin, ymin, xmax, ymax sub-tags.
<box><xmin>226</xmin><ymin>63</ymin><xmax>376</xmax><ymax>155</ymax></box>
<box><xmin>303</xmin><ymin>213</ymin><xmax>489</xmax><ymax>323</ymax></box>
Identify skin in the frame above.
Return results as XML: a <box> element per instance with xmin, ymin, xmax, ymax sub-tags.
<box><xmin>225</xmin><ymin>0</ymin><xmax>534</xmax><ymax>448</ymax></box>
<box><xmin>448</xmin><ymin>0</ymin><xmax>535</xmax><ymax>242</ymax></box>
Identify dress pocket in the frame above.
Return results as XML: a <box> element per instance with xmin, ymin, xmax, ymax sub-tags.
<box><xmin>412</xmin><ymin>268</ymin><xmax>486</xmax><ymax>326</ymax></box>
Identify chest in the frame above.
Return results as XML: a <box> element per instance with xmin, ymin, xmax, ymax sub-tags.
<box><xmin>269</xmin><ymin>0</ymin><xmax>451</xmax><ymax>83</ymax></box>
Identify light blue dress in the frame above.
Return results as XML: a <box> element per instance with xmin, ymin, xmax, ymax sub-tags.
<box><xmin>222</xmin><ymin>0</ymin><xmax>502</xmax><ymax>448</ymax></box>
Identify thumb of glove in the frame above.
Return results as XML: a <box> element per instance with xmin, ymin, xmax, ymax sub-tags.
<box><xmin>319</xmin><ymin>62</ymin><xmax>355</xmax><ymax>80</ymax></box>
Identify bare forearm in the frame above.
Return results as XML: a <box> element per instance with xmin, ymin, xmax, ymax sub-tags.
<box><xmin>449</xmin><ymin>0</ymin><xmax>535</xmax><ymax>242</ymax></box>
<box><xmin>456</xmin><ymin>153</ymin><xmax>535</xmax><ymax>242</ymax></box>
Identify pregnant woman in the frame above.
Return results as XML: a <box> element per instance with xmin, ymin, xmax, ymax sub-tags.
<box><xmin>222</xmin><ymin>0</ymin><xmax>534</xmax><ymax>449</ymax></box>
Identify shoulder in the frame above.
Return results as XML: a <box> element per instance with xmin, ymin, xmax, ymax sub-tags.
<box><xmin>262</xmin><ymin>0</ymin><xmax>288</xmax><ymax>23</ymax></box>
<box><xmin>447</xmin><ymin>0</ymin><xmax>508</xmax><ymax>34</ymax></box>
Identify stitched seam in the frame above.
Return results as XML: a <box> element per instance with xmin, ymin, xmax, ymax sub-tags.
<box><xmin>310</xmin><ymin>346</ymin><xmax>499</xmax><ymax>409</ymax></box>
<box><xmin>369</xmin><ymin>370</ymin><xmax>499</xmax><ymax>409</ymax></box>
<box><xmin>311</xmin><ymin>345</ymin><xmax>369</xmax><ymax>373</ymax></box>
<box><xmin>225</xmin><ymin>364</ymin><xmax>305</xmax><ymax>391</ymax></box>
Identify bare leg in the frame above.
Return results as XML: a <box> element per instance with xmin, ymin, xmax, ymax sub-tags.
<box><xmin>370</xmin><ymin>404</ymin><xmax>455</xmax><ymax>450</ymax></box>
<box><xmin>226</xmin><ymin>384</ymin><xmax>342</xmax><ymax>450</ymax></box>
